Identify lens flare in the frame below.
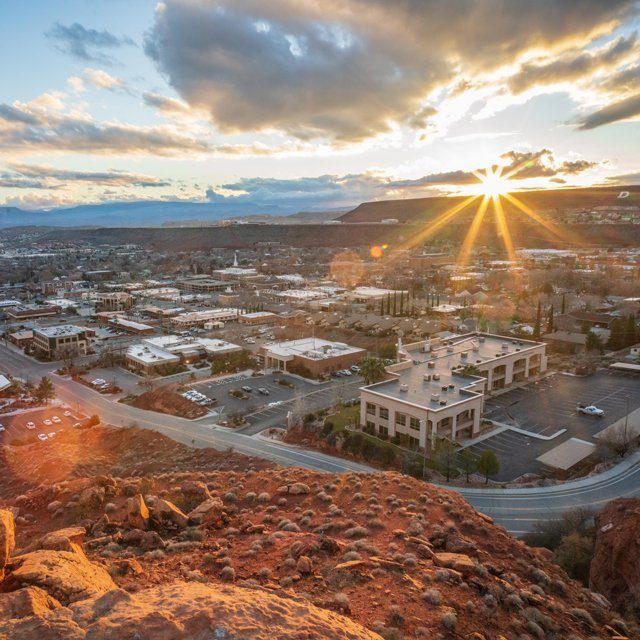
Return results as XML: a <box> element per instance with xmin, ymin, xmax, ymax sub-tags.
<box><xmin>370</xmin><ymin>245</ymin><xmax>384</xmax><ymax>259</ymax></box>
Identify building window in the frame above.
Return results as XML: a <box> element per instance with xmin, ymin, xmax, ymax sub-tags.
<box><xmin>378</xmin><ymin>425</ymin><xmax>389</xmax><ymax>438</ymax></box>
<box><xmin>366</xmin><ymin>402</ymin><xmax>376</xmax><ymax>415</ymax></box>
<box><xmin>395</xmin><ymin>412</ymin><xmax>406</xmax><ymax>426</ymax></box>
<box><xmin>366</xmin><ymin>421</ymin><xmax>376</xmax><ymax>433</ymax></box>
<box><xmin>379</xmin><ymin>407</ymin><xmax>389</xmax><ymax>420</ymax></box>
<box><xmin>409</xmin><ymin>416</ymin><xmax>421</xmax><ymax>431</ymax></box>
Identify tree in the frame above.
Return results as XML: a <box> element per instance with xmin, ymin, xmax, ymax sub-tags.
<box><xmin>553</xmin><ymin>533</ymin><xmax>594</xmax><ymax>585</ymax></box>
<box><xmin>560</xmin><ymin>293</ymin><xmax>566</xmax><ymax>315</ymax></box>
<box><xmin>533</xmin><ymin>300</ymin><xmax>541</xmax><ymax>339</ymax></box>
<box><xmin>546</xmin><ymin>304</ymin><xmax>554</xmax><ymax>334</ymax></box>
<box><xmin>431</xmin><ymin>438</ymin><xmax>458</xmax><ymax>482</ymax></box>
<box><xmin>359</xmin><ymin>357</ymin><xmax>387</xmax><ymax>385</ymax></box>
<box><xmin>607</xmin><ymin>318</ymin><xmax>625</xmax><ymax>351</ymax></box>
<box><xmin>624</xmin><ymin>314</ymin><xmax>637</xmax><ymax>347</ymax></box>
<box><xmin>477</xmin><ymin>449</ymin><xmax>500</xmax><ymax>484</ymax></box>
<box><xmin>585</xmin><ymin>330</ymin><xmax>602</xmax><ymax>352</ymax></box>
<box><xmin>58</xmin><ymin>344</ymin><xmax>79</xmax><ymax>370</ymax></box>
<box><xmin>459</xmin><ymin>448</ymin><xmax>477</xmax><ymax>483</ymax></box>
<box><xmin>35</xmin><ymin>376</ymin><xmax>55</xmax><ymax>404</ymax></box>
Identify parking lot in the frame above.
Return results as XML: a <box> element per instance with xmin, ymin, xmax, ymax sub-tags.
<box><xmin>189</xmin><ymin>372</ymin><xmax>362</xmax><ymax>431</ymax></box>
<box><xmin>461</xmin><ymin>370</ymin><xmax>640</xmax><ymax>481</ymax></box>
<box><xmin>0</xmin><ymin>406</ymin><xmax>88</xmax><ymax>445</ymax></box>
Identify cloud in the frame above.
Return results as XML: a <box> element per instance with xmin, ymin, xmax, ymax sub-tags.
<box><xmin>604</xmin><ymin>171</ymin><xmax>640</xmax><ymax>184</ymax></box>
<box><xmin>142</xmin><ymin>91</ymin><xmax>194</xmax><ymax>117</ymax></box>
<box><xmin>498</xmin><ymin>149</ymin><xmax>596</xmax><ymax>178</ymax></box>
<box><xmin>205</xmin><ymin>148</ymin><xmax>599</xmax><ymax>209</ymax></box>
<box><xmin>509</xmin><ymin>32</ymin><xmax>638</xmax><ymax>94</ymax></box>
<box><xmin>5</xmin><ymin>163</ymin><xmax>170</xmax><ymax>188</ymax></box>
<box><xmin>0</xmin><ymin>96</ymin><xmax>211</xmax><ymax>156</ymax></box>
<box><xmin>576</xmin><ymin>92</ymin><xmax>640</xmax><ymax>129</ymax></box>
<box><xmin>144</xmin><ymin>0</ymin><xmax>635</xmax><ymax>142</ymax></box>
<box><xmin>45</xmin><ymin>22</ymin><xmax>135</xmax><ymax>65</ymax></box>
<box><xmin>82</xmin><ymin>69</ymin><xmax>129</xmax><ymax>92</ymax></box>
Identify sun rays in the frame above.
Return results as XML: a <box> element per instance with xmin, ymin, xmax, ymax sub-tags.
<box><xmin>379</xmin><ymin>165</ymin><xmax>583</xmax><ymax>271</ymax></box>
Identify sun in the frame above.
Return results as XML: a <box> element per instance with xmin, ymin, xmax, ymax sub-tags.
<box><xmin>473</xmin><ymin>166</ymin><xmax>512</xmax><ymax>197</ymax></box>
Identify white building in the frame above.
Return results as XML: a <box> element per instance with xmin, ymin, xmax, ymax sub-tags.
<box><xmin>126</xmin><ymin>334</ymin><xmax>242</xmax><ymax>374</ymax></box>
<box><xmin>360</xmin><ymin>333</ymin><xmax>547</xmax><ymax>450</ymax></box>
<box><xmin>261</xmin><ymin>337</ymin><xmax>365</xmax><ymax>377</ymax></box>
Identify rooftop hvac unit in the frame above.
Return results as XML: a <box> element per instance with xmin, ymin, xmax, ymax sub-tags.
<box><xmin>447</xmin><ymin>345</ymin><xmax>454</xmax><ymax>353</ymax></box>
<box><xmin>427</xmin><ymin>361</ymin><xmax>436</xmax><ymax>368</ymax></box>
<box><xmin>431</xmin><ymin>393</ymin><xmax>440</xmax><ymax>402</ymax></box>
<box><xmin>449</xmin><ymin>384</ymin><xmax>455</xmax><ymax>390</ymax></box>
<box><xmin>441</xmin><ymin>385</ymin><xmax>448</xmax><ymax>391</ymax></box>
<box><xmin>433</xmin><ymin>373</ymin><xmax>440</xmax><ymax>380</ymax></box>
<box><xmin>516</xmin><ymin>348</ymin><xmax>521</xmax><ymax>351</ymax></box>
<box><xmin>461</xmin><ymin>351</ymin><xmax>468</xmax><ymax>359</ymax></box>
<box><xmin>439</xmin><ymin>399</ymin><xmax>447</xmax><ymax>406</ymax></box>
<box><xmin>423</xmin><ymin>373</ymin><xmax>431</xmax><ymax>381</ymax></box>
<box><xmin>413</xmin><ymin>359</ymin><xmax>420</xmax><ymax>365</ymax></box>
<box><xmin>399</xmin><ymin>384</ymin><xmax>408</xmax><ymax>392</ymax></box>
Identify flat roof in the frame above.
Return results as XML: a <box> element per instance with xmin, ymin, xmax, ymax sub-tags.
<box><xmin>109</xmin><ymin>317</ymin><xmax>154</xmax><ymax>331</ymax></box>
<box><xmin>364</xmin><ymin>333</ymin><xmax>544</xmax><ymax>409</ymax></box>
<box><xmin>126</xmin><ymin>343</ymin><xmax>180</xmax><ymax>365</ymax></box>
<box><xmin>34</xmin><ymin>324</ymin><xmax>86</xmax><ymax>338</ymax></box>
<box><xmin>264</xmin><ymin>337</ymin><xmax>364</xmax><ymax>361</ymax></box>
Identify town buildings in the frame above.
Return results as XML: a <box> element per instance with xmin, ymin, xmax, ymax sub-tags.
<box><xmin>32</xmin><ymin>325</ymin><xmax>91</xmax><ymax>359</ymax></box>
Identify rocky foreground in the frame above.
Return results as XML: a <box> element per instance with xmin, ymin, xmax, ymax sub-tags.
<box><xmin>0</xmin><ymin>426</ymin><xmax>637</xmax><ymax>639</ymax></box>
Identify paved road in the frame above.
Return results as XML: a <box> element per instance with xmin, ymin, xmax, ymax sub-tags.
<box><xmin>2</xmin><ymin>343</ymin><xmax>640</xmax><ymax>534</ymax></box>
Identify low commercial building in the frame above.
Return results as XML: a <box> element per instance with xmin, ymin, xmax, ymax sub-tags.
<box><xmin>107</xmin><ymin>316</ymin><xmax>156</xmax><ymax>335</ymax></box>
<box><xmin>176</xmin><ymin>278</ymin><xmax>237</xmax><ymax>293</ymax></box>
<box><xmin>359</xmin><ymin>333</ymin><xmax>547</xmax><ymax>450</ymax></box>
<box><xmin>32</xmin><ymin>325</ymin><xmax>90</xmax><ymax>359</ymax></box>
<box><xmin>260</xmin><ymin>337</ymin><xmax>365</xmax><ymax>377</ymax></box>
<box><xmin>8</xmin><ymin>329</ymin><xmax>34</xmax><ymax>348</ymax></box>
<box><xmin>95</xmin><ymin>292</ymin><xmax>134</xmax><ymax>311</ymax></box>
<box><xmin>125</xmin><ymin>334</ymin><xmax>242</xmax><ymax>374</ymax></box>
<box><xmin>346</xmin><ymin>287</ymin><xmax>408</xmax><ymax>302</ymax></box>
<box><xmin>7</xmin><ymin>305</ymin><xmax>60</xmax><ymax>320</ymax></box>
<box><xmin>170</xmin><ymin>308</ymin><xmax>241</xmax><ymax>329</ymax></box>
<box><xmin>238</xmin><ymin>311</ymin><xmax>278</xmax><ymax>325</ymax></box>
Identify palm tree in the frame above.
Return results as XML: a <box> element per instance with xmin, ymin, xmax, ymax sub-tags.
<box><xmin>359</xmin><ymin>357</ymin><xmax>387</xmax><ymax>385</ymax></box>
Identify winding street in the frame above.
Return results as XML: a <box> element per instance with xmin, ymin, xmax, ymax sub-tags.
<box><xmin>2</xmin><ymin>342</ymin><xmax>639</xmax><ymax>534</ymax></box>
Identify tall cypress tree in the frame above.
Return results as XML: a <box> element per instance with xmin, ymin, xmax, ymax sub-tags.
<box><xmin>392</xmin><ymin>292</ymin><xmax>397</xmax><ymax>316</ymax></box>
<box><xmin>561</xmin><ymin>293</ymin><xmax>566</xmax><ymax>315</ymax></box>
<box><xmin>546</xmin><ymin>304</ymin><xmax>554</xmax><ymax>334</ymax></box>
<box><xmin>625</xmin><ymin>315</ymin><xmax>637</xmax><ymax>347</ymax></box>
<box><xmin>533</xmin><ymin>300</ymin><xmax>541</xmax><ymax>338</ymax></box>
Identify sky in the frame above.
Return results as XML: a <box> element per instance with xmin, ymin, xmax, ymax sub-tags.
<box><xmin>1</xmin><ymin>0</ymin><xmax>640</xmax><ymax>212</ymax></box>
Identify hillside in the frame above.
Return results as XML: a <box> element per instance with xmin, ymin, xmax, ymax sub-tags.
<box><xmin>1</xmin><ymin>425</ymin><xmax>637</xmax><ymax>639</ymax></box>
<box><xmin>339</xmin><ymin>185</ymin><xmax>640</xmax><ymax>224</ymax></box>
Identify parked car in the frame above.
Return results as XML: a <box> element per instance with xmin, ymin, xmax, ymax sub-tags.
<box><xmin>43</xmin><ymin>419</ymin><xmax>52</xmax><ymax>426</ymax></box>
<box><xmin>241</xmin><ymin>386</ymin><xmax>253</xmax><ymax>393</ymax></box>
<box><xmin>577</xmin><ymin>404</ymin><xmax>604</xmax><ymax>417</ymax></box>
<box><xmin>63</xmin><ymin>411</ymin><xmax>72</xmax><ymax>417</ymax></box>
<box><xmin>0</xmin><ymin>424</ymin><xmax>5</xmax><ymax>433</ymax></box>
<box><xmin>26</xmin><ymin>421</ymin><xmax>35</xmax><ymax>430</ymax></box>
<box><xmin>52</xmin><ymin>416</ymin><xmax>62</xmax><ymax>424</ymax></box>
<box><xmin>258</xmin><ymin>387</ymin><xmax>270</xmax><ymax>395</ymax></box>
<box><xmin>37</xmin><ymin>433</ymin><xmax>48</xmax><ymax>441</ymax></box>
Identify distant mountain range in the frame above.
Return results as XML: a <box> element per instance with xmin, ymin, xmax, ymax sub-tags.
<box><xmin>0</xmin><ymin>201</ymin><xmax>347</xmax><ymax>229</ymax></box>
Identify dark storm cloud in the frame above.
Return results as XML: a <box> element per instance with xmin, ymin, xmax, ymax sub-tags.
<box><xmin>144</xmin><ymin>0</ymin><xmax>635</xmax><ymax>141</ymax></box>
<box><xmin>46</xmin><ymin>22</ymin><xmax>135</xmax><ymax>65</ymax></box>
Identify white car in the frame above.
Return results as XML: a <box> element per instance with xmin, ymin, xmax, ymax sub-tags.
<box><xmin>37</xmin><ymin>433</ymin><xmax>48</xmax><ymax>441</ymax></box>
<box><xmin>0</xmin><ymin>424</ymin><xmax>5</xmax><ymax>433</ymax></box>
<box><xmin>43</xmin><ymin>419</ymin><xmax>52</xmax><ymax>426</ymax></box>
<box><xmin>577</xmin><ymin>404</ymin><xmax>605</xmax><ymax>417</ymax></box>
<box><xmin>267</xmin><ymin>401</ymin><xmax>283</xmax><ymax>407</ymax></box>
<box><xmin>52</xmin><ymin>416</ymin><xmax>62</xmax><ymax>424</ymax></box>
<box><xmin>48</xmin><ymin>432</ymin><xmax>56</xmax><ymax>438</ymax></box>
<box><xmin>341</xmin><ymin>369</ymin><xmax>352</xmax><ymax>376</ymax></box>
<box><xmin>63</xmin><ymin>411</ymin><xmax>72</xmax><ymax>417</ymax></box>
<box><xmin>26</xmin><ymin>421</ymin><xmax>36</xmax><ymax>430</ymax></box>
